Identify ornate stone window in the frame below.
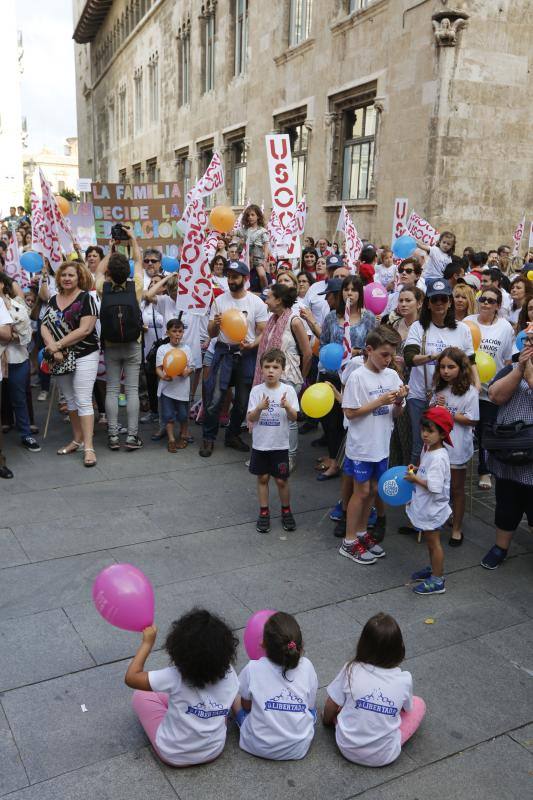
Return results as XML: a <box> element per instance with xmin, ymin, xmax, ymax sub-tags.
<box><xmin>201</xmin><ymin>2</ymin><xmax>217</xmax><ymax>93</ymax></box>
<box><xmin>132</xmin><ymin>162</ymin><xmax>143</xmax><ymax>183</ymax></box>
<box><xmin>197</xmin><ymin>141</ymin><xmax>215</xmax><ymax>207</ymax></box>
<box><xmin>148</xmin><ymin>52</ymin><xmax>159</xmax><ymax>121</ymax></box>
<box><xmin>175</xmin><ymin>148</ymin><xmax>192</xmax><ymax>201</ymax></box>
<box><xmin>134</xmin><ymin>68</ymin><xmax>143</xmax><ymax>133</ymax></box>
<box><xmin>146</xmin><ymin>157</ymin><xmax>159</xmax><ymax>182</ymax></box>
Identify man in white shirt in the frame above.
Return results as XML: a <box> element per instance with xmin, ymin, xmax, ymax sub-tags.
<box><xmin>302</xmin><ymin>255</ymin><xmax>343</xmax><ymax>327</ymax></box>
<box><xmin>0</xmin><ymin>298</ymin><xmax>14</xmax><ymax>478</ymax></box>
<box><xmin>200</xmin><ymin>260</ymin><xmax>268</xmax><ymax>457</ymax></box>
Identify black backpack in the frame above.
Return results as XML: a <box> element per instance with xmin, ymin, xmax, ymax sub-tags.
<box><xmin>100</xmin><ymin>281</ymin><xmax>142</xmax><ymax>344</ymax></box>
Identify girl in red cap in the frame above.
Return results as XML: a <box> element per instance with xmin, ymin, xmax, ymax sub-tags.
<box><xmin>404</xmin><ymin>406</ymin><xmax>454</xmax><ymax>595</ymax></box>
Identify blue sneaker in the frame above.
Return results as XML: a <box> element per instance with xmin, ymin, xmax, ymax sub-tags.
<box><xmin>480</xmin><ymin>545</ymin><xmax>508</xmax><ymax>570</ymax></box>
<box><xmin>411</xmin><ymin>565</ymin><xmax>432</xmax><ymax>582</ymax></box>
<box><xmin>329</xmin><ymin>500</ymin><xmax>344</xmax><ymax>522</ymax></box>
<box><xmin>367</xmin><ymin>506</ymin><xmax>378</xmax><ymax>527</ymax></box>
<box><xmin>413</xmin><ymin>576</ymin><xmax>446</xmax><ymax>595</ymax></box>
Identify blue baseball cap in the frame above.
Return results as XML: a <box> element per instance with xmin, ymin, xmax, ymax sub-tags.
<box><xmin>318</xmin><ymin>278</ymin><xmax>344</xmax><ymax>295</ymax></box>
<box><xmin>227</xmin><ymin>260</ymin><xmax>250</xmax><ymax>276</ymax></box>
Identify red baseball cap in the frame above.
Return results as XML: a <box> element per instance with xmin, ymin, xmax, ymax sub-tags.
<box><xmin>423</xmin><ymin>406</ymin><xmax>454</xmax><ymax>447</ymax></box>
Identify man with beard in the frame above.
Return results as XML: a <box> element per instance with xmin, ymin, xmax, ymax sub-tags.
<box><xmin>199</xmin><ymin>261</ymin><xmax>268</xmax><ymax>457</ymax></box>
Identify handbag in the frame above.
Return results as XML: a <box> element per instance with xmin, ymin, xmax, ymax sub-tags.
<box><xmin>45</xmin><ymin>348</ymin><xmax>76</xmax><ymax>376</ymax></box>
<box><xmin>483</xmin><ymin>421</ymin><xmax>533</xmax><ymax>465</ymax></box>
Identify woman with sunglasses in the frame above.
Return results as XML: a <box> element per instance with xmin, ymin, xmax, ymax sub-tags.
<box><xmin>404</xmin><ymin>278</ymin><xmax>475</xmax><ymax>465</ymax></box>
<box><xmin>465</xmin><ymin>286</ymin><xmax>514</xmax><ymax>490</ymax></box>
<box><xmin>385</xmin><ymin>257</ymin><xmax>423</xmax><ymax>315</ymax></box>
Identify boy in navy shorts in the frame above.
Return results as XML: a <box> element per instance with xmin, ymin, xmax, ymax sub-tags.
<box><xmin>340</xmin><ymin>328</ymin><xmax>408</xmax><ymax>564</ymax></box>
<box><xmin>247</xmin><ymin>348</ymin><xmax>299</xmax><ymax>533</ymax></box>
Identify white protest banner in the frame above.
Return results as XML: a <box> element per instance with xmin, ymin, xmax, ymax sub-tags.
<box><xmin>528</xmin><ymin>221</ymin><xmax>533</xmax><ymax>251</ymax></box>
<box><xmin>265</xmin><ymin>134</ymin><xmax>301</xmax><ymax>259</ymax></box>
<box><xmin>186</xmin><ymin>152</ymin><xmax>224</xmax><ymax>204</ymax></box>
<box><xmin>294</xmin><ymin>196</ymin><xmax>307</xmax><ymax>236</ymax></box>
<box><xmin>337</xmin><ymin>205</ymin><xmax>362</xmax><ymax>274</ymax></box>
<box><xmin>203</xmin><ymin>229</ymin><xmax>219</xmax><ymax>265</ymax></box>
<box><xmin>391</xmin><ymin>198</ymin><xmax>409</xmax><ymax>246</ymax></box>
<box><xmin>512</xmin><ymin>215</ymin><xmax>525</xmax><ymax>258</ymax></box>
<box><xmin>30</xmin><ymin>190</ymin><xmax>45</xmax><ymax>255</ymax></box>
<box><xmin>176</xmin><ymin>199</ymin><xmax>213</xmax><ymax>314</ymax></box>
<box><xmin>407</xmin><ymin>211</ymin><xmax>439</xmax><ymax>247</ymax></box>
<box><xmin>5</xmin><ymin>233</ymin><xmax>29</xmax><ymax>288</ymax></box>
<box><xmin>39</xmin><ymin>169</ymin><xmax>65</xmax><ymax>270</ymax></box>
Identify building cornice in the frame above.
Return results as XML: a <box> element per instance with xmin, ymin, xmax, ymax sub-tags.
<box><xmin>73</xmin><ymin>0</ymin><xmax>113</xmax><ymax>44</ymax></box>
<box><xmin>330</xmin><ymin>0</ymin><xmax>389</xmax><ymax>36</ymax></box>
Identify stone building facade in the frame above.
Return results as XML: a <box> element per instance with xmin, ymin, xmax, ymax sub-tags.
<box><xmin>72</xmin><ymin>0</ymin><xmax>533</xmax><ymax>248</ymax></box>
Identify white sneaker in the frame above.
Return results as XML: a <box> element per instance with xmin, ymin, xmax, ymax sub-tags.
<box><xmin>339</xmin><ymin>540</ymin><xmax>377</xmax><ymax>565</ymax></box>
<box><xmin>37</xmin><ymin>391</ymin><xmax>48</xmax><ymax>402</ymax></box>
<box><xmin>358</xmin><ymin>532</ymin><xmax>386</xmax><ymax>558</ymax></box>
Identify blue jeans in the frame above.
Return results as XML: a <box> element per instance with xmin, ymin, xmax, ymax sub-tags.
<box><xmin>7</xmin><ymin>360</ymin><xmax>31</xmax><ymax>439</ymax></box>
<box><xmin>407</xmin><ymin>397</ymin><xmax>428</xmax><ymax>464</ymax></box>
<box><xmin>203</xmin><ymin>352</ymin><xmax>252</xmax><ymax>442</ymax></box>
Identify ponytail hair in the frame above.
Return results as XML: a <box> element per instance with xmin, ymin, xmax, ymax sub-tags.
<box><xmin>262</xmin><ymin>611</ymin><xmax>303</xmax><ymax>678</ymax></box>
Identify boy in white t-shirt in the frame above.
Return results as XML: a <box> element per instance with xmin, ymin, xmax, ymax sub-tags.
<box><xmin>247</xmin><ymin>348</ymin><xmax>299</xmax><ymax>534</ymax></box>
<box><xmin>156</xmin><ymin>318</ymin><xmax>194</xmax><ymax>453</ymax></box>
<box><xmin>340</xmin><ymin>328</ymin><xmax>408</xmax><ymax>565</ymax></box>
<box><xmin>405</xmin><ymin>406</ymin><xmax>454</xmax><ymax>595</ymax></box>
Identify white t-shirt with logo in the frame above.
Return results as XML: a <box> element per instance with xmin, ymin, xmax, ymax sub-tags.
<box><xmin>303</xmin><ymin>280</ymin><xmax>329</xmax><ymax>327</ymax></box>
<box><xmin>148</xmin><ymin>665</ymin><xmax>239</xmax><ymax>766</ymax></box>
<box><xmin>374</xmin><ymin>264</ymin><xmax>396</xmax><ymax>289</ymax></box>
<box><xmin>327</xmin><ymin>661</ymin><xmax>413</xmax><ymax>767</ymax></box>
<box><xmin>464</xmin><ymin>314</ymin><xmax>513</xmax><ymax>400</ymax></box>
<box><xmin>342</xmin><ymin>364</ymin><xmax>404</xmax><ymax>461</ymax></box>
<box><xmin>405</xmin><ymin>321</ymin><xmax>474</xmax><ymax>401</ymax></box>
<box><xmin>209</xmin><ymin>290</ymin><xmax>268</xmax><ymax>345</ymax></box>
<box><xmin>247</xmin><ymin>382</ymin><xmax>299</xmax><ymax>451</ymax></box>
<box><xmin>0</xmin><ymin>298</ymin><xmax>12</xmax><ymax>380</ymax></box>
<box><xmin>155</xmin><ymin>295</ymin><xmax>205</xmax><ymax>369</ymax></box>
<box><xmin>423</xmin><ymin>246</ymin><xmax>451</xmax><ymax>280</ymax></box>
<box><xmin>406</xmin><ymin>446</ymin><xmax>451</xmax><ymax>531</ymax></box>
<box><xmin>431</xmin><ymin>386</ymin><xmax>479</xmax><ymax>465</ymax></box>
<box><xmin>156</xmin><ymin>343</ymin><xmax>192</xmax><ymax>401</ymax></box>
<box><xmin>238</xmin><ymin>656</ymin><xmax>318</xmax><ymax>761</ymax></box>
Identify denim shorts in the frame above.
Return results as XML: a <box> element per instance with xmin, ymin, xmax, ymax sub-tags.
<box><xmin>343</xmin><ymin>456</ymin><xmax>389</xmax><ymax>483</ymax></box>
<box><xmin>160</xmin><ymin>394</ymin><xmax>189</xmax><ymax>424</ymax></box>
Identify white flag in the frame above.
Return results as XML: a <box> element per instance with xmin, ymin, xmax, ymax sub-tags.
<box><xmin>39</xmin><ymin>169</ymin><xmax>64</xmax><ymax>271</ymax></box>
<box><xmin>186</xmin><ymin>152</ymin><xmax>224</xmax><ymax>204</ymax></box>
<box><xmin>338</xmin><ymin>205</ymin><xmax>362</xmax><ymax>274</ymax></box>
<box><xmin>5</xmin><ymin>233</ymin><xmax>29</xmax><ymax>288</ymax></box>
<box><xmin>176</xmin><ymin>199</ymin><xmax>213</xmax><ymax>314</ymax></box>
<box><xmin>512</xmin><ymin>215</ymin><xmax>525</xmax><ymax>258</ymax></box>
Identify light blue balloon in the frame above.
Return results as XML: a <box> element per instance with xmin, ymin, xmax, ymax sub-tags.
<box><xmin>129</xmin><ymin>259</ymin><xmax>134</xmax><ymax>278</ymax></box>
<box><xmin>515</xmin><ymin>330</ymin><xmax>528</xmax><ymax>352</ymax></box>
<box><xmin>20</xmin><ymin>251</ymin><xmax>43</xmax><ymax>273</ymax></box>
<box><xmin>392</xmin><ymin>235</ymin><xmax>417</xmax><ymax>260</ymax></box>
<box><xmin>161</xmin><ymin>255</ymin><xmax>180</xmax><ymax>273</ymax></box>
<box><xmin>320</xmin><ymin>343</ymin><xmax>344</xmax><ymax>372</ymax></box>
<box><xmin>378</xmin><ymin>466</ymin><xmax>414</xmax><ymax>507</ymax></box>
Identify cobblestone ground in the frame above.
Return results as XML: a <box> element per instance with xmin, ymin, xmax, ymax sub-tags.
<box><xmin>1</xmin><ymin>396</ymin><xmax>532</xmax><ymax>799</ymax></box>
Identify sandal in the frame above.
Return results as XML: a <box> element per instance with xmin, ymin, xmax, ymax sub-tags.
<box><xmin>478</xmin><ymin>475</ymin><xmax>492</xmax><ymax>490</ymax></box>
<box><xmin>83</xmin><ymin>448</ymin><xmax>97</xmax><ymax>467</ymax></box>
<box><xmin>57</xmin><ymin>440</ymin><xmax>83</xmax><ymax>455</ymax></box>
<box><xmin>167</xmin><ymin>441</ymin><xmax>178</xmax><ymax>453</ymax></box>
<box><xmin>176</xmin><ymin>437</ymin><xmax>188</xmax><ymax>449</ymax></box>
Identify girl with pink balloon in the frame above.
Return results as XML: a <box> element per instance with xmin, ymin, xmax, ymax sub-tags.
<box><xmin>236</xmin><ymin>611</ymin><xmax>318</xmax><ymax>760</ymax></box>
<box><xmin>124</xmin><ymin>608</ymin><xmax>240</xmax><ymax>767</ymax></box>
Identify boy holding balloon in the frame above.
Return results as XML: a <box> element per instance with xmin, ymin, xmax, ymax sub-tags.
<box><xmin>156</xmin><ymin>318</ymin><xmax>193</xmax><ymax>452</ymax></box>
<box><xmin>340</xmin><ymin>328</ymin><xmax>408</xmax><ymax>564</ymax></box>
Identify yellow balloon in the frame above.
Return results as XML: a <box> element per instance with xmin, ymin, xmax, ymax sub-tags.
<box><xmin>475</xmin><ymin>351</ymin><xmax>497</xmax><ymax>383</ymax></box>
<box><xmin>527</xmin><ymin>270</ymin><xmax>533</xmax><ymax>281</ymax></box>
<box><xmin>301</xmin><ymin>383</ymin><xmax>335</xmax><ymax>418</ymax></box>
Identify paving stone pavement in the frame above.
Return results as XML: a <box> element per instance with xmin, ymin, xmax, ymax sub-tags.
<box><xmin>0</xmin><ymin>400</ymin><xmax>532</xmax><ymax>799</ymax></box>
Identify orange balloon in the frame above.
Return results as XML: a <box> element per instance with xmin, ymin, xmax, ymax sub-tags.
<box><xmin>312</xmin><ymin>337</ymin><xmax>320</xmax><ymax>356</ymax></box>
<box><xmin>220</xmin><ymin>308</ymin><xmax>247</xmax><ymax>343</ymax></box>
<box><xmin>163</xmin><ymin>348</ymin><xmax>187</xmax><ymax>377</ymax></box>
<box><xmin>55</xmin><ymin>196</ymin><xmax>70</xmax><ymax>216</ymax></box>
<box><xmin>464</xmin><ymin>319</ymin><xmax>481</xmax><ymax>351</ymax></box>
<box><xmin>209</xmin><ymin>205</ymin><xmax>236</xmax><ymax>234</ymax></box>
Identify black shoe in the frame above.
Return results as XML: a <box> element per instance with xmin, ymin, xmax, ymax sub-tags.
<box><xmin>299</xmin><ymin>421</ymin><xmax>318</xmax><ymax>434</ymax></box>
<box><xmin>0</xmin><ymin>465</ymin><xmax>13</xmax><ymax>479</ymax></box>
<box><xmin>333</xmin><ymin>515</ymin><xmax>347</xmax><ymax>538</ymax></box>
<box><xmin>448</xmin><ymin>532</ymin><xmax>464</xmax><ymax>547</ymax></box>
<box><xmin>281</xmin><ymin>511</ymin><xmax>296</xmax><ymax>531</ymax></box>
<box><xmin>199</xmin><ymin>440</ymin><xmax>214</xmax><ymax>457</ymax></box>
<box><xmin>225</xmin><ymin>435</ymin><xmax>250</xmax><ymax>452</ymax></box>
<box><xmin>22</xmin><ymin>436</ymin><xmax>41</xmax><ymax>452</ymax></box>
<box><xmin>108</xmin><ymin>435</ymin><xmax>120</xmax><ymax>451</ymax></box>
<box><xmin>311</xmin><ymin>436</ymin><xmax>327</xmax><ymax>448</ymax></box>
<box><xmin>256</xmin><ymin>513</ymin><xmax>271</xmax><ymax>533</ymax></box>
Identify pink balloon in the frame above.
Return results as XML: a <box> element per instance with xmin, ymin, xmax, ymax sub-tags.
<box><xmin>92</xmin><ymin>563</ymin><xmax>155</xmax><ymax>632</ymax></box>
<box><xmin>243</xmin><ymin>609</ymin><xmax>276</xmax><ymax>660</ymax></box>
<box><xmin>363</xmin><ymin>282</ymin><xmax>388</xmax><ymax>315</ymax></box>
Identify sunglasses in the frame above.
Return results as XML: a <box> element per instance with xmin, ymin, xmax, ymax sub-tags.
<box><xmin>479</xmin><ymin>296</ymin><xmax>497</xmax><ymax>305</ymax></box>
<box><xmin>429</xmin><ymin>295</ymin><xmax>449</xmax><ymax>303</ymax></box>
<box><xmin>398</xmin><ymin>267</ymin><xmax>414</xmax><ymax>274</ymax></box>
<box><xmin>143</xmin><ymin>258</ymin><xmax>160</xmax><ymax>264</ymax></box>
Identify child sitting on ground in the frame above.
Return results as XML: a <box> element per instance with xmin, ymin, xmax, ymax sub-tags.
<box><xmin>323</xmin><ymin>612</ymin><xmax>425</xmax><ymax>766</ymax></box>
<box><xmin>405</xmin><ymin>406</ymin><xmax>454</xmax><ymax>595</ymax></box>
<box><xmin>236</xmin><ymin>611</ymin><xmax>318</xmax><ymax>760</ymax></box>
<box><xmin>125</xmin><ymin>608</ymin><xmax>240</xmax><ymax>767</ymax></box>
<box><xmin>247</xmin><ymin>348</ymin><xmax>299</xmax><ymax>533</ymax></box>
<box><xmin>156</xmin><ymin>317</ymin><xmax>194</xmax><ymax>452</ymax></box>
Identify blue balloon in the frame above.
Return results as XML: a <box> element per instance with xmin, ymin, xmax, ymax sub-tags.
<box><xmin>320</xmin><ymin>343</ymin><xmax>344</xmax><ymax>372</ymax></box>
<box><xmin>378</xmin><ymin>466</ymin><xmax>414</xmax><ymax>507</ymax></box>
<box><xmin>128</xmin><ymin>259</ymin><xmax>134</xmax><ymax>278</ymax></box>
<box><xmin>516</xmin><ymin>330</ymin><xmax>528</xmax><ymax>352</ymax></box>
<box><xmin>20</xmin><ymin>251</ymin><xmax>43</xmax><ymax>273</ymax></box>
<box><xmin>392</xmin><ymin>235</ymin><xmax>417</xmax><ymax>260</ymax></box>
<box><xmin>37</xmin><ymin>347</ymin><xmax>45</xmax><ymax>367</ymax></box>
<box><xmin>161</xmin><ymin>255</ymin><xmax>180</xmax><ymax>273</ymax></box>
